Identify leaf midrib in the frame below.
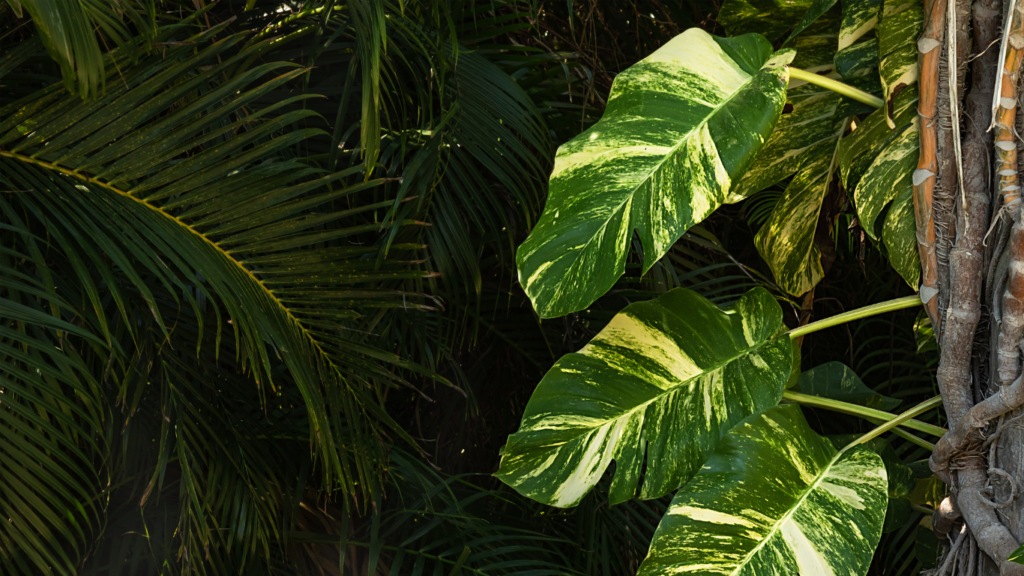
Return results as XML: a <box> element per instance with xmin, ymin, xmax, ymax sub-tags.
<box><xmin>1</xmin><ymin>150</ymin><xmax>343</xmax><ymax>378</ymax></box>
<box><xmin>728</xmin><ymin>445</ymin><xmax>851</xmax><ymax>575</ymax></box>
<box><xmin>539</xmin><ymin>334</ymin><xmax>783</xmax><ymax>449</ymax></box>
<box><xmin>535</xmin><ymin>58</ymin><xmax>774</xmax><ymax>293</ymax></box>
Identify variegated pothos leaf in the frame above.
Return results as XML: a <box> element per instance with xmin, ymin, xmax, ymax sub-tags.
<box><xmin>720</xmin><ymin>0</ymin><xmax>818</xmax><ymax>41</ymax></box>
<box><xmin>516</xmin><ymin>29</ymin><xmax>793</xmax><ymax>318</ymax></box>
<box><xmin>838</xmin><ymin>86</ymin><xmax>918</xmax><ymax>193</ymax></box>
<box><xmin>878</xmin><ymin>0</ymin><xmax>923</xmax><ymax>101</ymax></box>
<box><xmin>754</xmin><ymin>150</ymin><xmax>838</xmax><ymax>295</ymax></box>
<box><xmin>883</xmin><ymin>182</ymin><xmax>921</xmax><ymax>287</ymax></box>
<box><xmin>733</xmin><ymin>0</ymin><xmax>885</xmax><ymax>296</ymax></box>
<box><xmin>638</xmin><ymin>404</ymin><xmax>888</xmax><ymax>576</ymax></box>
<box><xmin>857</xmin><ymin>122</ymin><xmax>919</xmax><ymax>234</ymax></box>
<box><xmin>494</xmin><ymin>287</ymin><xmax>792</xmax><ymax>508</ymax></box>
<box><xmin>836</xmin><ymin>0</ymin><xmax>883</xmax><ymax>77</ymax></box>
<box><xmin>733</xmin><ymin>81</ymin><xmax>848</xmax><ymax>200</ymax></box>
<box><xmin>736</xmin><ymin>73</ymin><xmax>876</xmax><ymax>294</ymax></box>
<box><xmin>839</xmin><ymin>85</ymin><xmax>921</xmax><ymax>287</ymax></box>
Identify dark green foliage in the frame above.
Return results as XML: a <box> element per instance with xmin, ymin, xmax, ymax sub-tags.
<box><xmin>0</xmin><ymin>0</ymin><xmax>946</xmax><ymax>574</ymax></box>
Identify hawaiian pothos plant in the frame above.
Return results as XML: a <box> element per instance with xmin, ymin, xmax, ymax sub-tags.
<box><xmin>492</xmin><ymin>0</ymin><xmax>1024</xmax><ymax>570</ymax></box>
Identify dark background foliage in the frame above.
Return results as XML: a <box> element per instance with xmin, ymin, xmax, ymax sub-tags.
<box><xmin>0</xmin><ymin>0</ymin><xmax>942</xmax><ymax>574</ymax></box>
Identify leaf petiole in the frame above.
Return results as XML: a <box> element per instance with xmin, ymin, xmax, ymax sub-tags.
<box><xmin>884</xmin><ymin>426</ymin><xmax>936</xmax><ymax>452</ymax></box>
<box><xmin>787</xmin><ymin>294</ymin><xmax>922</xmax><ymax>339</ymax></box>
<box><xmin>781</xmin><ymin>390</ymin><xmax>947</xmax><ymax>437</ymax></box>
<box><xmin>844</xmin><ymin>396</ymin><xmax>945</xmax><ymax>450</ymax></box>
<box><xmin>788</xmin><ymin>67</ymin><xmax>885</xmax><ymax>109</ymax></box>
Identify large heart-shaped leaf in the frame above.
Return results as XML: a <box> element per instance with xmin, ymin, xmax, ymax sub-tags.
<box><xmin>516</xmin><ymin>29</ymin><xmax>794</xmax><ymax>318</ymax></box>
<box><xmin>495</xmin><ymin>287</ymin><xmax>792</xmax><ymax>507</ymax></box>
<box><xmin>638</xmin><ymin>404</ymin><xmax>888</xmax><ymax>575</ymax></box>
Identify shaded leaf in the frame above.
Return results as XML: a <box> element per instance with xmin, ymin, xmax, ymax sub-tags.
<box><xmin>883</xmin><ymin>498</ymin><xmax>913</xmax><ymax>534</ymax></box>
<box><xmin>787</xmin><ymin>0</ymin><xmax>841</xmax><ymax>43</ymax></box>
<box><xmin>798</xmin><ymin>361</ymin><xmax>902</xmax><ymax>411</ymax></box>
<box><xmin>916</xmin><ymin>519</ymin><xmax>940</xmax><ymax>568</ymax></box>
<box><xmin>914</xmin><ymin>311</ymin><xmax>937</xmax><ymax>353</ymax></box>
<box><xmin>720</xmin><ymin>0</ymin><xmax>816</xmax><ymax>41</ymax></box>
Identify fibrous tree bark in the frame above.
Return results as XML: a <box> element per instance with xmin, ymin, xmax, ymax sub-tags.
<box><xmin>918</xmin><ymin>0</ymin><xmax>1024</xmax><ymax>571</ymax></box>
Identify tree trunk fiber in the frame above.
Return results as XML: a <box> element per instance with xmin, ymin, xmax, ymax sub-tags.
<box><xmin>921</xmin><ymin>0</ymin><xmax>1024</xmax><ymax>571</ymax></box>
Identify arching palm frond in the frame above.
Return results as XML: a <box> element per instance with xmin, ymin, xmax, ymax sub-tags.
<box><xmin>1</xmin><ymin>15</ymin><xmax>444</xmax><ymax>573</ymax></box>
<box><xmin>238</xmin><ymin>0</ymin><xmax>556</xmax><ymax>391</ymax></box>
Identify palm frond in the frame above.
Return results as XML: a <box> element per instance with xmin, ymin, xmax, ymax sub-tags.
<box><xmin>1</xmin><ymin>18</ymin><xmax>437</xmax><ymax>535</ymax></box>
<box><xmin>1</xmin><ymin>212</ymin><xmax>109</xmax><ymax>572</ymax></box>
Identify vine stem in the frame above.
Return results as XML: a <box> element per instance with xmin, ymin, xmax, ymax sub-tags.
<box><xmin>844</xmin><ymin>396</ymin><xmax>944</xmax><ymax>449</ymax></box>
<box><xmin>787</xmin><ymin>295</ymin><xmax>921</xmax><ymax>339</ymax></box>
<box><xmin>787</xmin><ymin>67</ymin><xmax>884</xmax><ymax>109</ymax></box>
<box><xmin>782</xmin><ymin>390</ymin><xmax>947</xmax><ymax>437</ymax></box>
